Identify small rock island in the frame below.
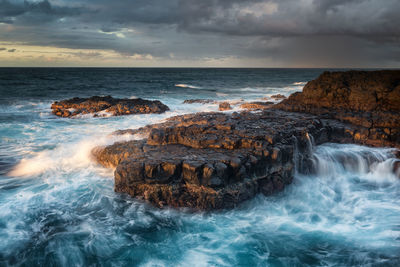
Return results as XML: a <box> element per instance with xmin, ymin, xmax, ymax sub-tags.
<box><xmin>51</xmin><ymin>95</ymin><xmax>170</xmax><ymax>117</ymax></box>
<box><xmin>92</xmin><ymin>70</ymin><xmax>400</xmax><ymax>210</ymax></box>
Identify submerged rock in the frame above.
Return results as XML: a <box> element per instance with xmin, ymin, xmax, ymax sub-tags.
<box><xmin>276</xmin><ymin>70</ymin><xmax>400</xmax><ymax>147</ymax></box>
<box><xmin>51</xmin><ymin>95</ymin><xmax>170</xmax><ymax>117</ymax></box>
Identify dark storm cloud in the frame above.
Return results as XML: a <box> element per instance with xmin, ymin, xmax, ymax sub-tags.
<box><xmin>0</xmin><ymin>0</ymin><xmax>399</xmax><ymax>66</ymax></box>
<box><xmin>0</xmin><ymin>0</ymin><xmax>81</xmax><ymax>24</ymax></box>
<box><xmin>0</xmin><ymin>0</ymin><xmax>26</xmax><ymax>18</ymax></box>
<box><xmin>175</xmin><ymin>0</ymin><xmax>400</xmax><ymax>37</ymax></box>
<box><xmin>63</xmin><ymin>0</ymin><xmax>399</xmax><ymax>38</ymax></box>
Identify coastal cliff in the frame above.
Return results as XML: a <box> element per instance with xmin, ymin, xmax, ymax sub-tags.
<box><xmin>276</xmin><ymin>70</ymin><xmax>400</xmax><ymax>147</ymax></box>
<box><xmin>92</xmin><ymin>70</ymin><xmax>400</xmax><ymax>210</ymax></box>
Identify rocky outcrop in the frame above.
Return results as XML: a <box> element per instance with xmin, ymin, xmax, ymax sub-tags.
<box><xmin>276</xmin><ymin>70</ymin><xmax>400</xmax><ymax>147</ymax></box>
<box><xmin>51</xmin><ymin>95</ymin><xmax>169</xmax><ymax>117</ymax></box>
<box><xmin>218</xmin><ymin>102</ymin><xmax>232</xmax><ymax>111</ymax></box>
<box><xmin>92</xmin><ymin>109</ymin><xmax>378</xmax><ymax>210</ymax></box>
<box><xmin>183</xmin><ymin>99</ymin><xmax>278</xmax><ymax>111</ymax></box>
<box><xmin>240</xmin><ymin>101</ymin><xmax>274</xmax><ymax>110</ymax></box>
<box><xmin>271</xmin><ymin>94</ymin><xmax>286</xmax><ymax>99</ymax></box>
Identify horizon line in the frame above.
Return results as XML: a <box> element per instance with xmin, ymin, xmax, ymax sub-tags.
<box><xmin>0</xmin><ymin>66</ymin><xmax>399</xmax><ymax>69</ymax></box>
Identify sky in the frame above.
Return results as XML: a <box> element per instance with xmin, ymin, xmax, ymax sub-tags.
<box><xmin>0</xmin><ymin>0</ymin><xmax>399</xmax><ymax>67</ymax></box>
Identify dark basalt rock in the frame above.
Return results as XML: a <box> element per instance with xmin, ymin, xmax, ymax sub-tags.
<box><xmin>51</xmin><ymin>95</ymin><xmax>169</xmax><ymax>117</ymax></box>
<box><xmin>92</xmin><ymin>109</ymin><xmax>381</xmax><ymax>210</ymax></box>
<box><xmin>394</xmin><ymin>161</ymin><xmax>400</xmax><ymax>178</ymax></box>
<box><xmin>276</xmin><ymin>70</ymin><xmax>400</xmax><ymax>147</ymax></box>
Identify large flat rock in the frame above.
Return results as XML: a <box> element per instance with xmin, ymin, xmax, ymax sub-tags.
<box><xmin>92</xmin><ymin>110</ymin><xmax>376</xmax><ymax>210</ymax></box>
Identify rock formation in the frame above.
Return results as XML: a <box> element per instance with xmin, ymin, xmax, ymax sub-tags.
<box><xmin>92</xmin><ymin>109</ymin><xmax>388</xmax><ymax>210</ymax></box>
<box><xmin>92</xmin><ymin>70</ymin><xmax>400</xmax><ymax>210</ymax></box>
<box><xmin>271</xmin><ymin>94</ymin><xmax>286</xmax><ymax>99</ymax></box>
<box><xmin>51</xmin><ymin>95</ymin><xmax>170</xmax><ymax>117</ymax></box>
<box><xmin>276</xmin><ymin>70</ymin><xmax>400</xmax><ymax>147</ymax></box>
<box><xmin>218</xmin><ymin>102</ymin><xmax>232</xmax><ymax>111</ymax></box>
<box><xmin>240</xmin><ymin>101</ymin><xmax>274</xmax><ymax>110</ymax></box>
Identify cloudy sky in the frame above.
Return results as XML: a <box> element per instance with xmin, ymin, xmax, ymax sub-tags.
<box><xmin>0</xmin><ymin>0</ymin><xmax>399</xmax><ymax>67</ymax></box>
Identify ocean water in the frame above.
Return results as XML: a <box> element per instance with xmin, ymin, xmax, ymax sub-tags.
<box><xmin>0</xmin><ymin>68</ymin><xmax>399</xmax><ymax>266</ymax></box>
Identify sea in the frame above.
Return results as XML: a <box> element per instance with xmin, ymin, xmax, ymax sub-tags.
<box><xmin>0</xmin><ymin>68</ymin><xmax>399</xmax><ymax>266</ymax></box>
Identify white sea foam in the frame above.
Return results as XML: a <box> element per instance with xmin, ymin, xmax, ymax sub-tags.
<box><xmin>239</xmin><ymin>87</ymin><xmax>266</xmax><ymax>92</ymax></box>
<box><xmin>175</xmin><ymin>83</ymin><xmax>201</xmax><ymax>89</ymax></box>
<box><xmin>216</xmin><ymin>92</ymin><xmax>228</xmax><ymax>97</ymax></box>
<box><xmin>7</xmin><ymin>98</ymin><xmax>226</xmax><ymax>177</ymax></box>
<box><xmin>293</xmin><ymin>81</ymin><xmax>307</xmax><ymax>85</ymax></box>
<box><xmin>8</xmin><ymin>133</ymin><xmax>142</xmax><ymax>177</ymax></box>
<box><xmin>96</xmin><ymin>110</ymin><xmax>114</xmax><ymax>117</ymax></box>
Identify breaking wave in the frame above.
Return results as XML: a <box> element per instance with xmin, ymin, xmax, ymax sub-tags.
<box><xmin>175</xmin><ymin>84</ymin><xmax>201</xmax><ymax>89</ymax></box>
<box><xmin>293</xmin><ymin>81</ymin><xmax>307</xmax><ymax>85</ymax></box>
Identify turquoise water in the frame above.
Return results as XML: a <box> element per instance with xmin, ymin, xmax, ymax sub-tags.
<box><xmin>0</xmin><ymin>68</ymin><xmax>399</xmax><ymax>266</ymax></box>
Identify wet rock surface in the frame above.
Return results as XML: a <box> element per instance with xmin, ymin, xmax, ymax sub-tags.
<box><xmin>218</xmin><ymin>102</ymin><xmax>232</xmax><ymax>111</ymax></box>
<box><xmin>240</xmin><ymin>101</ymin><xmax>274</xmax><ymax>110</ymax></box>
<box><xmin>92</xmin><ymin>109</ymin><xmax>378</xmax><ymax>210</ymax></box>
<box><xmin>276</xmin><ymin>70</ymin><xmax>400</xmax><ymax>147</ymax></box>
<box><xmin>51</xmin><ymin>95</ymin><xmax>170</xmax><ymax>117</ymax></box>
